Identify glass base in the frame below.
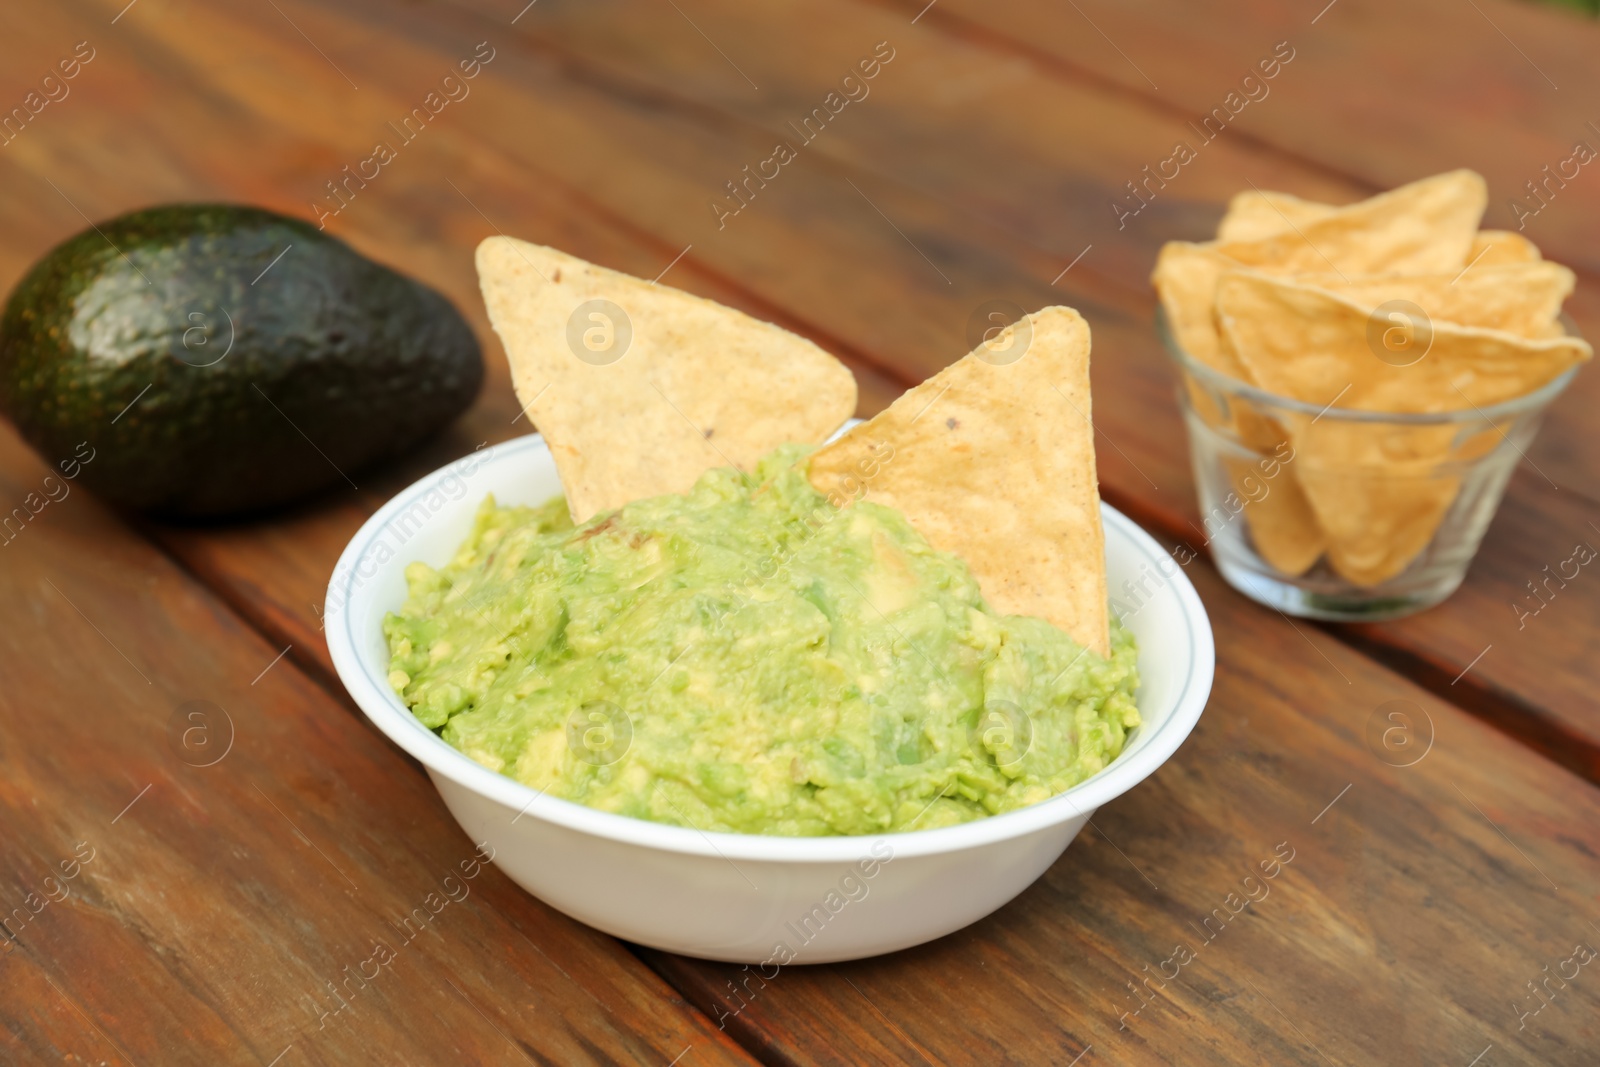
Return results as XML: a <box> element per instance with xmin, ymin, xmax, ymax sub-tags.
<box><xmin>1215</xmin><ymin>555</ymin><xmax>1465</xmax><ymax>622</ymax></box>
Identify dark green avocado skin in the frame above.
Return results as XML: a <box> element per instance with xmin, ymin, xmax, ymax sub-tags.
<box><xmin>0</xmin><ymin>204</ymin><xmax>483</xmax><ymax>517</ymax></box>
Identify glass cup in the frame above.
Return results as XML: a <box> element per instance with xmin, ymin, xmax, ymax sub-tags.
<box><xmin>1158</xmin><ymin>310</ymin><xmax>1580</xmax><ymax>621</ymax></box>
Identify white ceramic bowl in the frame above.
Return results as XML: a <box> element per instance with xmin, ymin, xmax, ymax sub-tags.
<box><xmin>326</xmin><ymin>432</ymin><xmax>1213</xmax><ymax>964</ymax></box>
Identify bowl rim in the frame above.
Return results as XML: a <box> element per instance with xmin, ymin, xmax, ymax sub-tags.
<box><xmin>326</xmin><ymin>433</ymin><xmax>1215</xmax><ymax>863</ymax></box>
<box><xmin>1156</xmin><ymin>306</ymin><xmax>1582</xmax><ymax>425</ymax></box>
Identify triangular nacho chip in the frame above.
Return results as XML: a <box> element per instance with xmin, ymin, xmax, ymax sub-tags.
<box><xmin>477</xmin><ymin>237</ymin><xmax>857</xmax><ymax>521</ymax></box>
<box><xmin>1221</xmin><ymin>452</ymin><xmax>1326</xmax><ymax>577</ymax></box>
<box><xmin>1152</xmin><ymin>241</ymin><xmax>1250</xmax><ymax>374</ymax></box>
<box><xmin>1216</xmin><ymin>189</ymin><xmax>1336</xmax><ymax>242</ymax></box>
<box><xmin>807</xmin><ymin>307</ymin><xmax>1108</xmax><ymax>656</ymax></box>
<box><xmin>1221</xmin><ymin>188</ymin><xmax>1536</xmax><ymax>271</ymax></box>
<box><xmin>1221</xmin><ymin>170</ymin><xmax>1486</xmax><ymax>273</ymax></box>
<box><xmin>1217</xmin><ymin>186</ymin><xmax>1522</xmax><ymax>269</ymax></box>
<box><xmin>1285</xmin><ymin>261</ymin><xmax>1574</xmax><ymax>340</ymax></box>
<box><xmin>1222</xmin><ymin>171</ymin><xmax>1484</xmax><ymax>271</ymax></box>
<box><xmin>1154</xmin><ymin>171</ymin><xmax>1489</xmax><ymax>371</ymax></box>
<box><xmin>1469</xmin><ymin>229</ymin><xmax>1542</xmax><ymax>267</ymax></box>
<box><xmin>1152</xmin><ymin>242</ymin><xmax>1331</xmax><ymax>575</ymax></box>
<box><xmin>1217</xmin><ymin>272</ymin><xmax>1590</xmax><ymax>584</ymax></box>
<box><xmin>1216</xmin><ymin>271</ymin><xmax>1589</xmax><ymax>414</ymax></box>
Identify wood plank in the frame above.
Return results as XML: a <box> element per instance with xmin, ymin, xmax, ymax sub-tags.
<box><xmin>0</xmin><ymin>420</ymin><xmax>758</xmax><ymax>1065</ymax></box>
<box><xmin>893</xmin><ymin>0</ymin><xmax>1600</xmax><ymax>278</ymax></box>
<box><xmin>1344</xmin><ymin>468</ymin><xmax>1600</xmax><ymax>779</ymax></box>
<box><xmin>428</xmin><ymin>0</ymin><xmax>1346</xmax><ymax>305</ymax></box>
<box><xmin>0</xmin><ymin>953</ymin><xmax>111</xmax><ymax>1066</ymax></box>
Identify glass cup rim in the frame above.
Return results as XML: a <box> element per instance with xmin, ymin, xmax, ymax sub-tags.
<box><xmin>1156</xmin><ymin>306</ymin><xmax>1582</xmax><ymax>426</ymax></box>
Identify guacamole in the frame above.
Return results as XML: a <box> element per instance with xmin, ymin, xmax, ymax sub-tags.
<box><xmin>384</xmin><ymin>445</ymin><xmax>1139</xmax><ymax>836</ymax></box>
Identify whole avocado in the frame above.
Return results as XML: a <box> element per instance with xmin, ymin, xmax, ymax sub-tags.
<box><xmin>0</xmin><ymin>204</ymin><xmax>483</xmax><ymax>517</ymax></box>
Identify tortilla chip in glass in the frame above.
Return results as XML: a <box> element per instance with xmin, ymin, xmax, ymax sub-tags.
<box><xmin>1217</xmin><ymin>271</ymin><xmax>1590</xmax><ymax>584</ymax></box>
<box><xmin>1216</xmin><ymin>189</ymin><xmax>1337</xmax><ymax>242</ymax></box>
<box><xmin>1282</xmin><ymin>261</ymin><xmax>1573</xmax><ymax>340</ymax></box>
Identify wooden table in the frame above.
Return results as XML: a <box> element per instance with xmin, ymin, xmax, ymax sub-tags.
<box><xmin>4</xmin><ymin>1</ymin><xmax>1600</xmax><ymax>1063</ymax></box>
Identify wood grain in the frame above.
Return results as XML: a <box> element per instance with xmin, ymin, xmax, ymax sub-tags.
<box><xmin>1346</xmin><ymin>468</ymin><xmax>1600</xmax><ymax>779</ymax></box>
<box><xmin>902</xmin><ymin>0</ymin><xmax>1600</xmax><ymax>277</ymax></box>
<box><xmin>0</xmin><ymin>423</ymin><xmax>756</xmax><ymax>1065</ymax></box>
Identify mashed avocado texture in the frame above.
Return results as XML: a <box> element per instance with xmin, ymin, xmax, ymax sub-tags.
<box><xmin>384</xmin><ymin>445</ymin><xmax>1139</xmax><ymax>836</ymax></box>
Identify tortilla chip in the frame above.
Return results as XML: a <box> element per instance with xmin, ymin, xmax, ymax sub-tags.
<box><xmin>1224</xmin><ymin>210</ymin><xmax>1539</xmax><ymax>267</ymax></box>
<box><xmin>1154</xmin><ymin>172</ymin><xmax>1488</xmax><ymax>374</ymax></box>
<box><xmin>1219</xmin><ymin>170</ymin><xmax>1487</xmax><ymax>276</ymax></box>
<box><xmin>1282</xmin><ymin>261</ymin><xmax>1574</xmax><ymax>340</ymax></box>
<box><xmin>807</xmin><ymin>307</ymin><xmax>1108</xmax><ymax>657</ymax></box>
<box><xmin>1176</xmin><ymin>334</ymin><xmax>1325</xmax><ymax>575</ymax></box>
<box><xmin>1216</xmin><ymin>189</ymin><xmax>1336</xmax><ymax>242</ymax></box>
<box><xmin>1219</xmin><ymin>187</ymin><xmax>1533</xmax><ymax>273</ymax></box>
<box><xmin>1165</xmin><ymin>175</ymin><xmax>1548</xmax><ymax>585</ymax></box>
<box><xmin>1469</xmin><ymin>229</ymin><xmax>1542</xmax><ymax>266</ymax></box>
<box><xmin>1152</xmin><ymin>242</ymin><xmax>1250</xmax><ymax>375</ymax></box>
<box><xmin>1217</xmin><ymin>272</ymin><xmax>1590</xmax><ymax>584</ymax></box>
<box><xmin>1155</xmin><ymin>245</ymin><xmax>1329</xmax><ymax>575</ymax></box>
<box><xmin>1217</xmin><ymin>271</ymin><xmax>1589</xmax><ymax>413</ymax></box>
<box><xmin>1221</xmin><ymin>453</ymin><xmax>1326</xmax><ymax>577</ymax></box>
<box><xmin>477</xmin><ymin>237</ymin><xmax>857</xmax><ymax>521</ymax></box>
<box><xmin>1284</xmin><ymin>418</ymin><xmax>1463</xmax><ymax>585</ymax></box>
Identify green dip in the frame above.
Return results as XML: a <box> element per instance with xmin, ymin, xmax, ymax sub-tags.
<box><xmin>384</xmin><ymin>445</ymin><xmax>1139</xmax><ymax>836</ymax></box>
